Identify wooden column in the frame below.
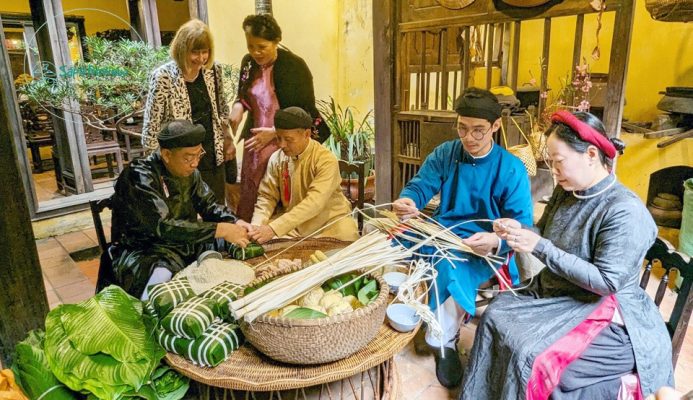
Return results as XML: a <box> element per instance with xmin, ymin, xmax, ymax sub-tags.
<box><xmin>189</xmin><ymin>0</ymin><xmax>209</xmax><ymax>24</ymax></box>
<box><xmin>510</xmin><ymin>21</ymin><xmax>521</xmax><ymax>92</ymax></box>
<box><xmin>128</xmin><ymin>0</ymin><xmax>161</xmax><ymax>48</ymax></box>
<box><xmin>0</xmin><ymin>17</ymin><xmax>49</xmax><ymax>366</ymax></box>
<box><xmin>29</xmin><ymin>0</ymin><xmax>92</xmax><ymax>194</ymax></box>
<box><xmin>373</xmin><ymin>0</ymin><xmax>394</xmax><ymax>203</ymax></box>
<box><xmin>603</xmin><ymin>0</ymin><xmax>635</xmax><ymax>138</ymax></box>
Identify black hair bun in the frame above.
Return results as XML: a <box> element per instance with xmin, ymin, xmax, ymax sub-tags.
<box><xmin>610</xmin><ymin>137</ymin><xmax>626</xmax><ymax>154</ymax></box>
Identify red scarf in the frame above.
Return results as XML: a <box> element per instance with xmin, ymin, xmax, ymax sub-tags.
<box><xmin>551</xmin><ymin>111</ymin><xmax>617</xmax><ymax>159</ymax></box>
<box><xmin>282</xmin><ymin>160</ymin><xmax>291</xmax><ymax>205</ymax></box>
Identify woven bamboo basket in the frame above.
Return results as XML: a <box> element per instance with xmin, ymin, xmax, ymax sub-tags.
<box><xmin>239</xmin><ymin>238</ymin><xmax>390</xmax><ymax>365</ymax></box>
<box><xmin>501</xmin><ymin>122</ymin><xmax>537</xmax><ymax>176</ymax></box>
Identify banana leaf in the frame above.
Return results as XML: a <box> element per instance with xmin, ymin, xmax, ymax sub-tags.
<box><xmin>44</xmin><ymin>286</ymin><xmax>166</xmax><ymax>399</ymax></box>
<box><xmin>122</xmin><ymin>366</ymin><xmax>188</xmax><ymax>400</ymax></box>
<box><xmin>357</xmin><ymin>279</ymin><xmax>378</xmax><ymax>306</ymax></box>
<box><xmin>12</xmin><ymin>330</ymin><xmax>77</xmax><ymax>400</ymax></box>
<box><xmin>283</xmin><ymin>307</ymin><xmax>327</xmax><ymax>319</ymax></box>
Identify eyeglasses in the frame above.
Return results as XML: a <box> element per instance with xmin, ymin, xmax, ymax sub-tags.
<box><xmin>182</xmin><ymin>149</ymin><xmax>206</xmax><ymax>165</ymax></box>
<box><xmin>454</xmin><ymin>124</ymin><xmax>492</xmax><ymax>140</ymax></box>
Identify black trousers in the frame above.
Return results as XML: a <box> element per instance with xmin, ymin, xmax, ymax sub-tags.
<box><xmin>199</xmin><ymin>165</ymin><xmax>226</xmax><ymax>206</ymax></box>
<box><xmin>551</xmin><ymin>324</ymin><xmax>636</xmax><ymax>399</ymax></box>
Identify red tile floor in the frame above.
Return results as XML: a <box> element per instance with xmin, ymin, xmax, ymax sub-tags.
<box><xmin>36</xmin><ymin>226</ymin><xmax>692</xmax><ymax>399</ymax></box>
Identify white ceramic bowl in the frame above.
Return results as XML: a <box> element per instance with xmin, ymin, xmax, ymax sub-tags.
<box><xmin>386</xmin><ymin>303</ymin><xmax>421</xmax><ymax>333</ymax></box>
<box><xmin>383</xmin><ymin>272</ymin><xmax>408</xmax><ymax>295</ymax></box>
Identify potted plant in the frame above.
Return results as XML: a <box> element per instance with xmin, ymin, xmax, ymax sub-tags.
<box><xmin>19</xmin><ymin>36</ymin><xmax>170</xmax><ymax>131</ymax></box>
<box><xmin>317</xmin><ymin>97</ymin><xmax>376</xmax><ymax>203</ymax></box>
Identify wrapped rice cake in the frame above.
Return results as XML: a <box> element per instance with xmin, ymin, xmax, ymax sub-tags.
<box><xmin>160</xmin><ymin>297</ymin><xmax>217</xmax><ymax>339</ymax></box>
<box><xmin>158</xmin><ymin>321</ymin><xmax>244</xmax><ymax>367</ymax></box>
<box><xmin>147</xmin><ymin>277</ymin><xmax>195</xmax><ymax>318</ymax></box>
<box><xmin>200</xmin><ymin>281</ymin><xmax>244</xmax><ymax>321</ymax></box>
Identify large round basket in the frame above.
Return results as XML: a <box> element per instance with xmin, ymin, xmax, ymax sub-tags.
<box><xmin>239</xmin><ymin>238</ymin><xmax>390</xmax><ymax>365</ymax></box>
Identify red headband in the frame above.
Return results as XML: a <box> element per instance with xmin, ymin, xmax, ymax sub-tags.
<box><xmin>550</xmin><ymin>111</ymin><xmax>617</xmax><ymax>159</ymax></box>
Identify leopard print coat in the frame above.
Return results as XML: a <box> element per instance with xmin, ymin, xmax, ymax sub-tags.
<box><xmin>141</xmin><ymin>61</ymin><xmax>230</xmax><ymax>166</ymax></box>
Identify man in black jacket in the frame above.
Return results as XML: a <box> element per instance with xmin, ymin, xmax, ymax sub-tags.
<box><xmin>101</xmin><ymin>120</ymin><xmax>249</xmax><ymax>299</ymax></box>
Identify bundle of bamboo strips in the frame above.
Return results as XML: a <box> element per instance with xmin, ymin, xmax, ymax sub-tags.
<box><xmin>367</xmin><ymin>211</ymin><xmax>515</xmax><ymax>292</ymax></box>
<box><xmin>230</xmin><ymin>231</ymin><xmax>412</xmax><ymax>323</ymax></box>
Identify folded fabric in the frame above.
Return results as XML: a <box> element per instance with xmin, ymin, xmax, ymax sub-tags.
<box><xmin>160</xmin><ymin>297</ymin><xmax>216</xmax><ymax>339</ymax></box>
<box><xmin>147</xmin><ymin>278</ymin><xmax>195</xmax><ymax>319</ymax></box>
<box><xmin>157</xmin><ymin>322</ymin><xmax>244</xmax><ymax>367</ymax></box>
<box><xmin>200</xmin><ymin>281</ymin><xmax>244</xmax><ymax>321</ymax></box>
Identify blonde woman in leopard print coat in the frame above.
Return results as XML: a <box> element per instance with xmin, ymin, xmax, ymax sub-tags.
<box><xmin>142</xmin><ymin>19</ymin><xmax>234</xmax><ymax>204</ymax></box>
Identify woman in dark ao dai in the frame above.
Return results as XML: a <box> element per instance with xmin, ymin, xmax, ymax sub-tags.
<box><xmin>460</xmin><ymin>111</ymin><xmax>673</xmax><ymax>400</ymax></box>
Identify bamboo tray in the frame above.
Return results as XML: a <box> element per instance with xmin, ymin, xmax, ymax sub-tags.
<box><xmin>165</xmin><ymin>237</ymin><xmax>422</xmax><ymax>391</ymax></box>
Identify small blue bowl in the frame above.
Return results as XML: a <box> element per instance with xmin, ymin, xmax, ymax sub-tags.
<box><xmin>386</xmin><ymin>303</ymin><xmax>421</xmax><ymax>333</ymax></box>
<box><xmin>383</xmin><ymin>272</ymin><xmax>408</xmax><ymax>295</ymax></box>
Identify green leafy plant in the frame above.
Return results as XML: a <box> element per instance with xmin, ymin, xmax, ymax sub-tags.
<box><xmin>317</xmin><ymin>97</ymin><xmax>374</xmax><ymax>170</ymax></box>
<box><xmin>19</xmin><ymin>36</ymin><xmax>169</xmax><ymax>128</ymax></box>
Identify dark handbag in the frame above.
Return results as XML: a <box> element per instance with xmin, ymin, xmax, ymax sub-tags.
<box><xmin>213</xmin><ymin>64</ymin><xmax>238</xmax><ymax>184</ymax></box>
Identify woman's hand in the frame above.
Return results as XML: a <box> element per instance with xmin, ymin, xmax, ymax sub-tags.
<box><xmin>245</xmin><ymin>127</ymin><xmax>276</xmax><ymax>152</ymax></box>
<box><xmin>462</xmin><ymin>232</ymin><xmax>499</xmax><ymax>256</ymax></box>
<box><xmin>248</xmin><ymin>225</ymin><xmax>276</xmax><ymax>244</ymax></box>
<box><xmin>223</xmin><ymin>136</ymin><xmax>236</xmax><ymax>161</ymax></box>
<box><xmin>230</xmin><ymin>103</ymin><xmax>244</xmax><ymax>133</ymax></box>
<box><xmin>393</xmin><ymin>198</ymin><xmax>419</xmax><ymax>220</ymax></box>
<box><xmin>493</xmin><ymin>218</ymin><xmax>540</xmax><ymax>253</ymax></box>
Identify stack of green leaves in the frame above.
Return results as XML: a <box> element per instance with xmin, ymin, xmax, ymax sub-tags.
<box><xmin>147</xmin><ymin>278</ymin><xmax>195</xmax><ymax>318</ymax></box>
<box><xmin>43</xmin><ymin>286</ymin><xmax>167</xmax><ymax>399</ymax></box>
<box><xmin>12</xmin><ymin>330</ymin><xmax>78</xmax><ymax>399</ymax></box>
<box><xmin>120</xmin><ymin>365</ymin><xmax>189</xmax><ymax>400</ymax></box>
<box><xmin>200</xmin><ymin>281</ymin><xmax>244</xmax><ymax>321</ymax></box>
<box><xmin>160</xmin><ymin>297</ymin><xmax>216</xmax><ymax>339</ymax></box>
<box><xmin>157</xmin><ymin>322</ymin><xmax>244</xmax><ymax>367</ymax></box>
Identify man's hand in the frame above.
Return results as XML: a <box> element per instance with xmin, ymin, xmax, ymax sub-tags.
<box><xmin>461</xmin><ymin>232</ymin><xmax>499</xmax><ymax>256</ymax></box>
<box><xmin>392</xmin><ymin>198</ymin><xmax>419</xmax><ymax>220</ymax></box>
<box><xmin>216</xmin><ymin>222</ymin><xmax>249</xmax><ymax>248</ymax></box>
<box><xmin>235</xmin><ymin>219</ymin><xmax>251</xmax><ymax>231</ymax></box>
<box><xmin>248</xmin><ymin>224</ymin><xmax>276</xmax><ymax>244</ymax></box>
<box><xmin>245</xmin><ymin>127</ymin><xmax>276</xmax><ymax>152</ymax></box>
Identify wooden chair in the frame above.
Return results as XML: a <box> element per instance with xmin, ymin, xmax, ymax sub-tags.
<box><xmin>115</xmin><ymin>110</ymin><xmax>146</xmax><ymax>162</ymax></box>
<box><xmin>640</xmin><ymin>237</ymin><xmax>693</xmax><ymax>368</ymax></box>
<box><xmin>338</xmin><ymin>160</ymin><xmax>366</xmax><ymax>232</ymax></box>
<box><xmin>89</xmin><ymin>197</ymin><xmax>116</xmax><ymax>293</ymax></box>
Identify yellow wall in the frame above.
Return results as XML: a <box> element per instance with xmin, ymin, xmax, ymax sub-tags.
<box><xmin>156</xmin><ymin>0</ymin><xmax>190</xmax><ymax>33</ymax></box>
<box><xmin>515</xmin><ymin>3</ymin><xmax>693</xmax><ymax>123</ymax></box>
<box><xmin>207</xmin><ymin>0</ymin><xmax>374</xmax><ymax>116</ymax></box>
<box><xmin>616</xmin><ymin>133</ymin><xmax>692</xmax><ymax>202</ymax></box>
<box><xmin>208</xmin><ymin>0</ymin><xmax>340</xmax><ymax>105</ymax></box>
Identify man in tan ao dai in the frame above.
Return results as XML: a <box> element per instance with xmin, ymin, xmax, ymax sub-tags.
<box><xmin>247</xmin><ymin>107</ymin><xmax>359</xmax><ymax>243</ymax></box>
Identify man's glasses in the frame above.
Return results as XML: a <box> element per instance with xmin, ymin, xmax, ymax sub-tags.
<box><xmin>454</xmin><ymin>124</ymin><xmax>492</xmax><ymax>140</ymax></box>
<box><xmin>182</xmin><ymin>149</ymin><xmax>206</xmax><ymax>165</ymax></box>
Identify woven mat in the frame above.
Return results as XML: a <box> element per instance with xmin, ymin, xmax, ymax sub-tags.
<box><xmin>166</xmin><ymin>322</ymin><xmax>418</xmax><ymax>391</ymax></box>
<box><xmin>166</xmin><ymin>237</ymin><xmax>422</xmax><ymax>391</ymax></box>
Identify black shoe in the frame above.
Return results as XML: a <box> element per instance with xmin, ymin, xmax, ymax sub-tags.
<box><xmin>433</xmin><ymin>347</ymin><xmax>463</xmax><ymax>388</ymax></box>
